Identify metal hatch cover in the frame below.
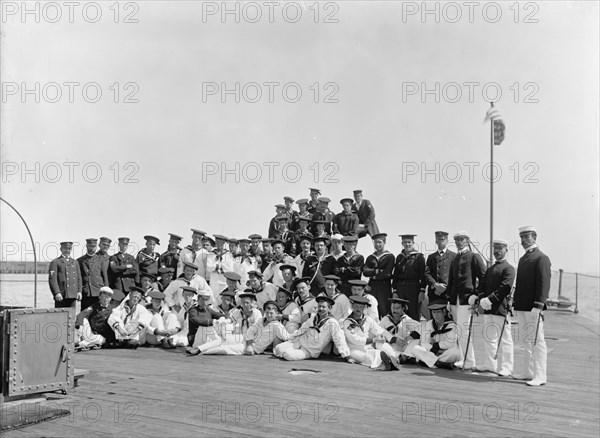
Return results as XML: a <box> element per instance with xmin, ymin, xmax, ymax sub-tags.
<box><xmin>6</xmin><ymin>308</ymin><xmax>74</xmax><ymax>396</ymax></box>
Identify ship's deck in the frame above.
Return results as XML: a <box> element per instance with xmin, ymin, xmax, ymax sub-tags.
<box><xmin>3</xmin><ymin>311</ymin><xmax>599</xmax><ymax>437</ymax></box>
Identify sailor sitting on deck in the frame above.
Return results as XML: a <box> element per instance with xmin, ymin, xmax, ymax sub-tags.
<box><xmin>342</xmin><ymin>295</ymin><xmax>390</xmax><ymax>367</ymax></box>
<box><xmin>164</xmin><ymin>262</ymin><xmax>214</xmax><ymax>312</ymax></box>
<box><xmin>275</xmin><ymin>286</ymin><xmax>301</xmax><ymax>333</ymax></box>
<box><xmin>107</xmin><ymin>287</ymin><xmax>152</xmax><ymax>349</ymax></box>
<box><xmin>410</xmin><ymin>300</ymin><xmax>462</xmax><ymax>370</ymax></box>
<box><xmin>293</xmin><ymin>277</ymin><xmax>318</xmax><ymax>324</ymax></box>
<box><xmin>170</xmin><ymin>285</ymin><xmax>200</xmax><ymax>347</ymax></box>
<box><xmin>75</xmin><ymin>286</ymin><xmax>117</xmax><ymax>350</ymax></box>
<box><xmin>274</xmin><ymin>295</ymin><xmax>350</xmax><ymax>361</ymax></box>
<box><xmin>145</xmin><ymin>290</ymin><xmax>181</xmax><ymax>348</ymax></box>
<box><xmin>244</xmin><ymin>301</ymin><xmax>290</xmax><ymax>355</ymax></box>
<box><xmin>375</xmin><ymin>298</ymin><xmax>422</xmax><ymax>370</ymax></box>
<box><xmin>185</xmin><ymin>288</ymin><xmax>225</xmax><ymax>355</ymax></box>
<box><xmin>189</xmin><ymin>292</ymin><xmax>262</xmax><ymax>355</ymax></box>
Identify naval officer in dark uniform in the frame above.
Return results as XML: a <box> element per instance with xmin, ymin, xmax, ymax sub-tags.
<box><xmin>446</xmin><ymin>231</ymin><xmax>487</xmax><ymax>370</ymax></box>
<box><xmin>49</xmin><ymin>241</ymin><xmax>82</xmax><ymax>308</ymax></box>
<box><xmin>512</xmin><ymin>226</ymin><xmax>551</xmax><ymax>387</ymax></box>
<box><xmin>477</xmin><ymin>239</ymin><xmax>515</xmax><ymax>376</ymax></box>
<box><xmin>78</xmin><ymin>238</ymin><xmax>109</xmax><ymax>309</ymax></box>
<box><xmin>424</xmin><ymin>231</ymin><xmax>457</xmax><ymax>310</ymax></box>
<box><xmin>108</xmin><ymin>237</ymin><xmax>139</xmax><ymax>302</ymax></box>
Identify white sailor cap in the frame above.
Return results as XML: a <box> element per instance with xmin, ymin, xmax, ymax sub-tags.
<box><xmin>493</xmin><ymin>239</ymin><xmax>509</xmax><ymax>246</ymax></box>
<box><xmin>197</xmin><ymin>289</ymin><xmax>212</xmax><ymax>298</ymax></box>
<box><xmin>518</xmin><ymin>226</ymin><xmax>536</xmax><ymax>234</ymax></box>
<box><xmin>331</xmin><ymin>233</ymin><xmax>344</xmax><ymax>241</ymax></box>
<box><xmin>99</xmin><ymin>286</ymin><xmax>114</xmax><ymax>295</ymax></box>
<box><xmin>453</xmin><ymin>231</ymin><xmax>469</xmax><ymax>239</ymax></box>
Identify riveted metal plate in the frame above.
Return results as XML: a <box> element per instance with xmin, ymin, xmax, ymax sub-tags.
<box><xmin>6</xmin><ymin>308</ymin><xmax>74</xmax><ymax>396</ymax></box>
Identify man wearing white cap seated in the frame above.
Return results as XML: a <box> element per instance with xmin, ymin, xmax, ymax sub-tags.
<box><xmin>75</xmin><ymin>286</ymin><xmax>117</xmax><ymax>350</ymax></box>
<box><xmin>411</xmin><ymin>300</ymin><xmax>461</xmax><ymax>369</ymax></box>
<box><xmin>145</xmin><ymin>290</ymin><xmax>182</xmax><ymax>348</ymax></box>
<box><xmin>274</xmin><ymin>295</ymin><xmax>350</xmax><ymax>361</ymax></box>
<box><xmin>477</xmin><ymin>239</ymin><xmax>515</xmax><ymax>376</ymax></box>
<box><xmin>329</xmin><ymin>234</ymin><xmax>345</xmax><ymax>260</ymax></box>
<box><xmin>446</xmin><ymin>231</ymin><xmax>487</xmax><ymax>370</ymax></box>
<box><xmin>108</xmin><ymin>287</ymin><xmax>152</xmax><ymax>348</ymax></box>
<box><xmin>513</xmin><ymin>226</ymin><xmax>551</xmax><ymax>387</ymax></box>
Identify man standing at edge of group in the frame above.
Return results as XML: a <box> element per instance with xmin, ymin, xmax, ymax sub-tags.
<box><xmin>351</xmin><ymin>190</ymin><xmax>380</xmax><ymax>238</ymax></box>
<box><xmin>512</xmin><ymin>226</ymin><xmax>551</xmax><ymax>387</ymax></box>
<box><xmin>49</xmin><ymin>241</ymin><xmax>82</xmax><ymax>308</ymax></box>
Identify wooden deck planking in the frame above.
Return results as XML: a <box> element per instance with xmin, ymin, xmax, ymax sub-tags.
<box><xmin>2</xmin><ymin>312</ymin><xmax>598</xmax><ymax>437</ymax></box>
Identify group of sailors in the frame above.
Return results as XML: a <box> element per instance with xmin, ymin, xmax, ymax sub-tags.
<box><xmin>48</xmin><ymin>188</ymin><xmax>551</xmax><ymax>387</ymax></box>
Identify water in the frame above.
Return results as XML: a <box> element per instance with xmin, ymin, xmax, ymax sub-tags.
<box><xmin>1</xmin><ymin>272</ymin><xmax>598</xmax><ymax>322</ymax></box>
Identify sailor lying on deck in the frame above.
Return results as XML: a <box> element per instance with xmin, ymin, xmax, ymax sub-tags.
<box><xmin>342</xmin><ymin>295</ymin><xmax>389</xmax><ymax>367</ymax></box>
<box><xmin>107</xmin><ymin>287</ymin><xmax>152</xmax><ymax>349</ymax></box>
<box><xmin>188</xmin><ymin>292</ymin><xmax>262</xmax><ymax>355</ymax></box>
<box><xmin>75</xmin><ymin>286</ymin><xmax>117</xmax><ymax>350</ymax></box>
<box><xmin>196</xmin><ymin>300</ymin><xmax>290</xmax><ymax>355</ymax></box>
<box><xmin>145</xmin><ymin>290</ymin><xmax>181</xmax><ymax>348</ymax></box>
<box><xmin>274</xmin><ymin>295</ymin><xmax>350</xmax><ymax>361</ymax></box>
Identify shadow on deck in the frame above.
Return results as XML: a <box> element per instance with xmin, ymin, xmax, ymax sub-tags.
<box><xmin>3</xmin><ymin>312</ymin><xmax>599</xmax><ymax>437</ymax></box>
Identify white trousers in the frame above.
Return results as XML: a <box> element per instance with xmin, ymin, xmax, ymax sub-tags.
<box><xmin>514</xmin><ymin>310</ymin><xmax>547</xmax><ymax>382</ymax></box>
<box><xmin>450</xmin><ymin>302</ymin><xmax>476</xmax><ymax>368</ymax></box>
<box><xmin>274</xmin><ymin>341</ymin><xmax>312</xmax><ymax>361</ymax></box>
<box><xmin>192</xmin><ymin>325</ymin><xmax>221</xmax><ymax>348</ymax></box>
<box><xmin>78</xmin><ymin>318</ymin><xmax>107</xmax><ymax>348</ymax></box>
<box><xmin>146</xmin><ymin>313</ymin><xmax>180</xmax><ymax>345</ymax></box>
<box><xmin>481</xmin><ymin>314</ymin><xmax>513</xmax><ymax>374</ymax></box>
<box><xmin>412</xmin><ymin>345</ymin><xmax>462</xmax><ymax>368</ymax></box>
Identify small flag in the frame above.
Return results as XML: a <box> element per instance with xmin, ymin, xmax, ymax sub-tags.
<box><xmin>484</xmin><ymin>104</ymin><xmax>506</xmax><ymax>145</ymax></box>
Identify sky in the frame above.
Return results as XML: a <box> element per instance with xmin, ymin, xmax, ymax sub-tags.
<box><xmin>1</xmin><ymin>1</ymin><xmax>599</xmax><ymax>275</ymax></box>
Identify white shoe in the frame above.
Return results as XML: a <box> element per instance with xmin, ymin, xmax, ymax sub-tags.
<box><xmin>526</xmin><ymin>379</ymin><xmax>547</xmax><ymax>387</ymax></box>
<box><xmin>498</xmin><ymin>370</ymin><xmax>512</xmax><ymax>377</ymax></box>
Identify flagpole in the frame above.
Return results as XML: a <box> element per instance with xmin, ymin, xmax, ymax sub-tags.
<box><xmin>489</xmin><ymin>102</ymin><xmax>494</xmax><ymax>267</ymax></box>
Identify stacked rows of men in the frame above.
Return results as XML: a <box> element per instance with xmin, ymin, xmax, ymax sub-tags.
<box><xmin>49</xmin><ymin>190</ymin><xmax>550</xmax><ymax>387</ymax></box>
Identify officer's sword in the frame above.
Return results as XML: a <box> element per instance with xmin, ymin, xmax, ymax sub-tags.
<box><xmin>494</xmin><ymin>288</ymin><xmax>514</xmax><ymax>360</ymax></box>
<box><xmin>533</xmin><ymin>310</ymin><xmax>543</xmax><ymax>346</ymax></box>
<box><xmin>462</xmin><ymin>298</ymin><xmax>479</xmax><ymax>371</ymax></box>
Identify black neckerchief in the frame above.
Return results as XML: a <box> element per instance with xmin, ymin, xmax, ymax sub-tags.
<box><xmin>346</xmin><ymin>314</ymin><xmax>366</xmax><ymax>330</ymax></box>
<box><xmin>309</xmin><ymin>313</ymin><xmax>332</xmax><ymax>333</ymax></box>
<box><xmin>431</xmin><ymin>317</ymin><xmax>453</xmax><ymax>337</ymax></box>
